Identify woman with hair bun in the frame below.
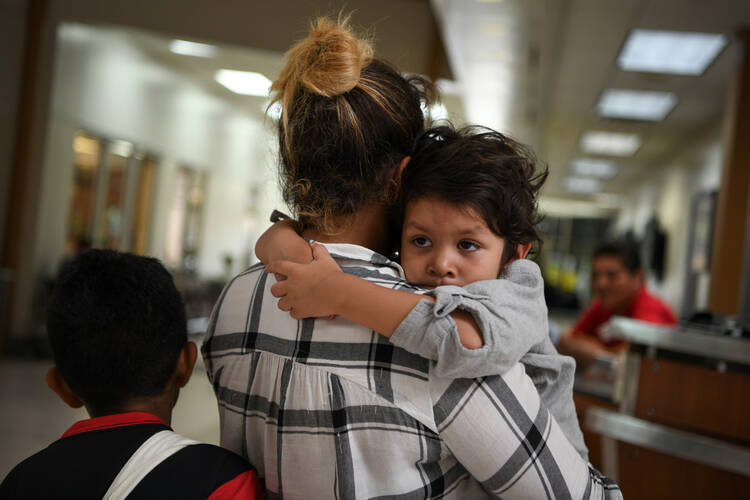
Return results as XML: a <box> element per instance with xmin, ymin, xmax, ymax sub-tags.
<box><xmin>203</xmin><ymin>17</ymin><xmax>619</xmax><ymax>499</ymax></box>
<box><xmin>271</xmin><ymin>16</ymin><xmax>432</xmax><ymax>240</ymax></box>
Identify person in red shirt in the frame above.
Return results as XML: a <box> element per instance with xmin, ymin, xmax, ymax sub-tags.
<box><xmin>558</xmin><ymin>241</ymin><xmax>678</xmax><ymax>369</ymax></box>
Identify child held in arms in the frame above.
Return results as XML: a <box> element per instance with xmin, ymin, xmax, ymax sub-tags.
<box><xmin>260</xmin><ymin>125</ymin><xmax>588</xmax><ymax>459</ymax></box>
<box><xmin>0</xmin><ymin>250</ymin><xmax>261</xmax><ymax>499</ymax></box>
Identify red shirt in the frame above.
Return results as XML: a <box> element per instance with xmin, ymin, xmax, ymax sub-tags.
<box><xmin>571</xmin><ymin>286</ymin><xmax>678</xmax><ymax>348</ymax></box>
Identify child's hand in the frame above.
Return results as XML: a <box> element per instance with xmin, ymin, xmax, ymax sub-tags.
<box><xmin>267</xmin><ymin>243</ymin><xmax>343</xmax><ymax>319</ymax></box>
<box><xmin>255</xmin><ymin>219</ymin><xmax>313</xmax><ymax>266</ymax></box>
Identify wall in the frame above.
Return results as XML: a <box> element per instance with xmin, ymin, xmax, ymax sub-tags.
<box><xmin>5</xmin><ymin>0</ymin><xmax>449</xmax><ymax>342</ymax></box>
<box><xmin>0</xmin><ymin>0</ymin><xmax>28</xmax><ymax>256</ymax></box>
<box><xmin>613</xmin><ymin>125</ymin><xmax>724</xmax><ymax>314</ymax></box>
<box><xmin>33</xmin><ymin>23</ymin><xmax>284</xmax><ymax>287</ymax></box>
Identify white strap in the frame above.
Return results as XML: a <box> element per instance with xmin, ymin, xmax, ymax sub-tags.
<box><xmin>103</xmin><ymin>430</ymin><xmax>200</xmax><ymax>499</ymax></box>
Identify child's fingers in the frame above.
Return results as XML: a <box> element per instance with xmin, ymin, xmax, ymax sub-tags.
<box><xmin>278</xmin><ymin>297</ymin><xmax>305</xmax><ymax>319</ymax></box>
<box><xmin>266</xmin><ymin>260</ymin><xmax>296</xmax><ymax>277</ymax></box>
<box><xmin>270</xmin><ymin>281</ymin><xmax>288</xmax><ymax>298</ymax></box>
<box><xmin>310</xmin><ymin>243</ymin><xmax>331</xmax><ymax>261</ymax></box>
<box><xmin>277</xmin><ymin>296</ymin><xmax>291</xmax><ymax>312</ymax></box>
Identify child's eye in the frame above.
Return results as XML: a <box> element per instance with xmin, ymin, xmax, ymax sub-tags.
<box><xmin>412</xmin><ymin>237</ymin><xmax>432</xmax><ymax>248</ymax></box>
<box><xmin>458</xmin><ymin>240</ymin><xmax>480</xmax><ymax>251</ymax></box>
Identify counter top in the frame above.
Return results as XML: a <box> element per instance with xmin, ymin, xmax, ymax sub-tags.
<box><xmin>585</xmin><ymin>407</ymin><xmax>750</xmax><ymax>477</ymax></box>
<box><xmin>604</xmin><ymin>317</ymin><xmax>750</xmax><ymax>365</ymax></box>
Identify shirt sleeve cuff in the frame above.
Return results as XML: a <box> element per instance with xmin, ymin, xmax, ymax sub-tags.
<box><xmin>390</xmin><ymin>298</ymin><xmax>451</xmax><ymax>360</ymax></box>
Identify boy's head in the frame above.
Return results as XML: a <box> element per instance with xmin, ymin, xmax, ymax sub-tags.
<box><xmin>398</xmin><ymin>125</ymin><xmax>547</xmax><ymax>287</ymax></box>
<box><xmin>592</xmin><ymin>240</ymin><xmax>643</xmax><ymax>313</ymax></box>
<box><xmin>45</xmin><ymin>249</ymin><xmax>195</xmax><ymax>417</ymax></box>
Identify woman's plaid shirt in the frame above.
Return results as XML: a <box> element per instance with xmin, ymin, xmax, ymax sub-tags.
<box><xmin>202</xmin><ymin>243</ymin><xmax>622</xmax><ymax>500</ymax></box>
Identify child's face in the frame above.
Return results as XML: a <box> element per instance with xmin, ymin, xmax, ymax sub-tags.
<box><xmin>400</xmin><ymin>197</ymin><xmax>506</xmax><ymax>288</ymax></box>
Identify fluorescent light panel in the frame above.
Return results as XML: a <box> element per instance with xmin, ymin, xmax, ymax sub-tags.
<box><xmin>170</xmin><ymin>39</ymin><xmax>217</xmax><ymax>58</ymax></box>
<box><xmin>564</xmin><ymin>177</ymin><xmax>602</xmax><ymax>194</ymax></box>
<box><xmin>597</xmin><ymin>89</ymin><xmax>677</xmax><ymax>121</ymax></box>
<box><xmin>569</xmin><ymin>158</ymin><xmax>618</xmax><ymax>179</ymax></box>
<box><xmin>580</xmin><ymin>131</ymin><xmax>641</xmax><ymax>157</ymax></box>
<box><xmin>618</xmin><ymin>29</ymin><xmax>727</xmax><ymax>75</ymax></box>
<box><xmin>215</xmin><ymin>70</ymin><xmax>272</xmax><ymax>96</ymax></box>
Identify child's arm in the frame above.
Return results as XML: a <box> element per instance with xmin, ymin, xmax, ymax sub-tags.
<box><xmin>390</xmin><ymin>259</ymin><xmax>550</xmax><ymax>379</ymax></box>
<box><xmin>255</xmin><ymin>218</ymin><xmax>313</xmax><ymax>265</ymax></box>
<box><xmin>266</xmin><ymin>244</ymin><xmax>483</xmax><ymax>349</ymax></box>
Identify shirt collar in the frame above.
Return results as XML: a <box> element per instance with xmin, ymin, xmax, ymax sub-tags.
<box><xmin>61</xmin><ymin>411</ymin><xmax>169</xmax><ymax>439</ymax></box>
<box><xmin>625</xmin><ymin>285</ymin><xmax>648</xmax><ymax>316</ymax></box>
<box><xmin>318</xmin><ymin>242</ymin><xmax>406</xmax><ymax>277</ymax></box>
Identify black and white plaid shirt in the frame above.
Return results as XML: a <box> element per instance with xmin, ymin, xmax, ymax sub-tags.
<box><xmin>202</xmin><ymin>243</ymin><xmax>622</xmax><ymax>499</ymax></box>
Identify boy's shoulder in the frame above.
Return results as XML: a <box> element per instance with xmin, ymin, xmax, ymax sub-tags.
<box><xmin>128</xmin><ymin>440</ymin><xmax>255</xmax><ymax>498</ymax></box>
<box><xmin>0</xmin><ymin>426</ymin><xmax>257</xmax><ymax>499</ymax></box>
<box><xmin>0</xmin><ymin>442</ymin><xmax>62</xmax><ymax>498</ymax></box>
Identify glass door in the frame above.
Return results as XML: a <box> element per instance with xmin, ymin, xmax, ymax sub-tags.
<box><xmin>66</xmin><ymin>131</ymin><xmax>159</xmax><ymax>255</ymax></box>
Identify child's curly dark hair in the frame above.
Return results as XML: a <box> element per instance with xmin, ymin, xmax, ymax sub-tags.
<box><xmin>400</xmin><ymin>125</ymin><xmax>548</xmax><ymax>265</ymax></box>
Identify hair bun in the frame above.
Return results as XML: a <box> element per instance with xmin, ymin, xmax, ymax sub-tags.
<box><xmin>274</xmin><ymin>16</ymin><xmax>373</xmax><ymax>98</ymax></box>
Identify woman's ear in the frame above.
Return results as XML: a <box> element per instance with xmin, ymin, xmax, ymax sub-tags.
<box><xmin>388</xmin><ymin>156</ymin><xmax>411</xmax><ymax>201</ymax></box>
<box><xmin>175</xmin><ymin>342</ymin><xmax>198</xmax><ymax>388</ymax></box>
<box><xmin>396</xmin><ymin>156</ymin><xmax>411</xmax><ymax>178</ymax></box>
<box><xmin>46</xmin><ymin>366</ymin><xmax>84</xmax><ymax>409</ymax></box>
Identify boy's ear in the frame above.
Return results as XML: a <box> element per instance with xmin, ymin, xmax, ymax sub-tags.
<box><xmin>175</xmin><ymin>342</ymin><xmax>198</xmax><ymax>388</ymax></box>
<box><xmin>515</xmin><ymin>243</ymin><xmax>532</xmax><ymax>260</ymax></box>
<box><xmin>46</xmin><ymin>366</ymin><xmax>84</xmax><ymax>409</ymax></box>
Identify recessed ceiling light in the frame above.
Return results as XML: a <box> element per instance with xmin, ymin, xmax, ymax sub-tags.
<box><xmin>564</xmin><ymin>177</ymin><xmax>602</xmax><ymax>194</ymax></box>
<box><xmin>580</xmin><ymin>131</ymin><xmax>641</xmax><ymax>157</ymax></box>
<box><xmin>215</xmin><ymin>70</ymin><xmax>272</xmax><ymax>96</ymax></box>
<box><xmin>618</xmin><ymin>29</ymin><xmax>727</xmax><ymax>75</ymax></box>
<box><xmin>170</xmin><ymin>39</ymin><xmax>217</xmax><ymax>58</ymax></box>
<box><xmin>597</xmin><ymin>89</ymin><xmax>677</xmax><ymax>121</ymax></box>
<box><xmin>569</xmin><ymin>158</ymin><xmax>618</xmax><ymax>179</ymax></box>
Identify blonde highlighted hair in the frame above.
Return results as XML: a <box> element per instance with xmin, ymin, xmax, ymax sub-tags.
<box><xmin>270</xmin><ymin>15</ymin><xmax>435</xmax><ymax>233</ymax></box>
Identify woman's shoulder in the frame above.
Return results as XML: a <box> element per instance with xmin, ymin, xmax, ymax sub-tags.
<box><xmin>317</xmin><ymin>242</ymin><xmax>409</xmax><ymax>281</ymax></box>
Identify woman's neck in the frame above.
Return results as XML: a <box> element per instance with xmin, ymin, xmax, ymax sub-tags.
<box><xmin>302</xmin><ymin>204</ymin><xmax>391</xmax><ymax>254</ymax></box>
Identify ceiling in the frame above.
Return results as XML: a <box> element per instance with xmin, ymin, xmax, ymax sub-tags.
<box><xmin>535</xmin><ymin>0</ymin><xmax>750</xmax><ymax>202</ymax></box>
<box><xmin>52</xmin><ymin>0</ymin><xmax>750</xmax><ymax>212</ymax></box>
<box><xmin>431</xmin><ymin>0</ymin><xmax>750</xmax><ymax>211</ymax></box>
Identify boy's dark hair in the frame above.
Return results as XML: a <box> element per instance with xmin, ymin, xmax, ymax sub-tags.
<box><xmin>47</xmin><ymin>250</ymin><xmax>187</xmax><ymax>414</ymax></box>
<box><xmin>593</xmin><ymin>240</ymin><xmax>642</xmax><ymax>274</ymax></box>
<box><xmin>401</xmin><ymin>125</ymin><xmax>548</xmax><ymax>265</ymax></box>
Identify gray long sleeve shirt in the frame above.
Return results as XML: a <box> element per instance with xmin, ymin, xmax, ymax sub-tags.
<box><xmin>390</xmin><ymin>259</ymin><xmax>589</xmax><ymax>460</ymax></box>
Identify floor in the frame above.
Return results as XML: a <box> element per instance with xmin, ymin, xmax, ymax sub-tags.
<box><xmin>0</xmin><ymin>353</ymin><xmax>220</xmax><ymax>479</ymax></box>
